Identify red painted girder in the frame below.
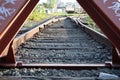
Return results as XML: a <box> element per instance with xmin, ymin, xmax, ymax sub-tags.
<box><xmin>0</xmin><ymin>0</ymin><xmax>39</xmax><ymax>58</ymax></box>
<box><xmin>77</xmin><ymin>0</ymin><xmax>120</xmax><ymax>55</ymax></box>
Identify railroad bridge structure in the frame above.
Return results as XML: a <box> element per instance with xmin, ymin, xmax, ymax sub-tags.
<box><xmin>0</xmin><ymin>0</ymin><xmax>120</xmax><ymax>69</ymax></box>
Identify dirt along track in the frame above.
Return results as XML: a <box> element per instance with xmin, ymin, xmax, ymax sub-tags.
<box><xmin>0</xmin><ymin>18</ymin><xmax>120</xmax><ymax>78</ymax></box>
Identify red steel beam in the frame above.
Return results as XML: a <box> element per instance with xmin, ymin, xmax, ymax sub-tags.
<box><xmin>0</xmin><ymin>0</ymin><xmax>28</xmax><ymax>58</ymax></box>
<box><xmin>0</xmin><ymin>0</ymin><xmax>28</xmax><ymax>38</ymax></box>
<box><xmin>77</xmin><ymin>0</ymin><xmax>120</xmax><ymax>64</ymax></box>
<box><xmin>0</xmin><ymin>0</ymin><xmax>39</xmax><ymax>63</ymax></box>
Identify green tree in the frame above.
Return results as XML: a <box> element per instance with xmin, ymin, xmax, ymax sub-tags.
<box><xmin>43</xmin><ymin>3</ymin><xmax>51</xmax><ymax>8</ymax></box>
<box><xmin>51</xmin><ymin>0</ymin><xmax>56</xmax><ymax>8</ymax></box>
<box><xmin>28</xmin><ymin>4</ymin><xmax>46</xmax><ymax>21</ymax></box>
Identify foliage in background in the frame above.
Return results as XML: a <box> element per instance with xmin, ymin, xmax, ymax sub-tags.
<box><xmin>28</xmin><ymin>4</ymin><xmax>49</xmax><ymax>22</ymax></box>
<box><xmin>42</xmin><ymin>0</ymin><xmax>56</xmax><ymax>9</ymax></box>
<box><xmin>86</xmin><ymin>15</ymin><xmax>96</xmax><ymax>28</ymax></box>
<box><xmin>85</xmin><ymin>14</ymin><xmax>103</xmax><ymax>33</ymax></box>
<box><xmin>51</xmin><ymin>0</ymin><xmax>56</xmax><ymax>8</ymax></box>
<box><xmin>51</xmin><ymin>12</ymin><xmax>79</xmax><ymax>16</ymax></box>
<box><xmin>24</xmin><ymin>4</ymin><xmax>52</xmax><ymax>28</ymax></box>
<box><xmin>43</xmin><ymin>3</ymin><xmax>51</xmax><ymax>8</ymax></box>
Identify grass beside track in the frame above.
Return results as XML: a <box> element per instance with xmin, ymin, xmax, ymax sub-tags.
<box><xmin>23</xmin><ymin>13</ymin><xmax>79</xmax><ymax>28</ymax></box>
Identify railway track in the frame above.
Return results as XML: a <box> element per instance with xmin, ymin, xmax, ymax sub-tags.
<box><xmin>16</xmin><ymin>18</ymin><xmax>111</xmax><ymax>64</ymax></box>
<box><xmin>0</xmin><ymin>17</ymin><xmax>120</xmax><ymax>79</ymax></box>
<box><xmin>1</xmin><ymin>0</ymin><xmax>120</xmax><ymax>79</ymax></box>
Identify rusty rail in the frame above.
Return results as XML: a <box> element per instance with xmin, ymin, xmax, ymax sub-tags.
<box><xmin>13</xmin><ymin>17</ymin><xmax>65</xmax><ymax>52</ymax></box>
<box><xmin>71</xmin><ymin>17</ymin><xmax>112</xmax><ymax>49</ymax></box>
<box><xmin>0</xmin><ymin>63</ymin><xmax>114</xmax><ymax>69</ymax></box>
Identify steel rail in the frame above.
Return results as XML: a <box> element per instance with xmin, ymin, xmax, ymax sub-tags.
<box><xmin>71</xmin><ymin>17</ymin><xmax>112</xmax><ymax>49</ymax></box>
<box><xmin>0</xmin><ymin>63</ymin><xmax>117</xmax><ymax>69</ymax></box>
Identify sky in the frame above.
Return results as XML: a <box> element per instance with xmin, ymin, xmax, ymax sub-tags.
<box><xmin>39</xmin><ymin>0</ymin><xmax>76</xmax><ymax>3</ymax></box>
